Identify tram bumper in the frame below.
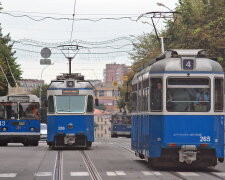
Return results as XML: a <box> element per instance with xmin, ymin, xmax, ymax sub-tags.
<box><xmin>179</xmin><ymin>145</ymin><xmax>197</xmax><ymax>164</ymax></box>
<box><xmin>64</xmin><ymin>134</ymin><xmax>75</xmax><ymax>145</ymax></box>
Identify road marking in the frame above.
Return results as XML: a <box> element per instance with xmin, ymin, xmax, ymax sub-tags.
<box><xmin>0</xmin><ymin>173</ymin><xmax>17</xmax><ymax>177</ymax></box>
<box><xmin>142</xmin><ymin>171</ymin><xmax>162</xmax><ymax>176</ymax></box>
<box><xmin>70</xmin><ymin>172</ymin><xmax>89</xmax><ymax>176</ymax></box>
<box><xmin>177</xmin><ymin>172</ymin><xmax>199</xmax><ymax>176</ymax></box>
<box><xmin>115</xmin><ymin>171</ymin><xmax>126</xmax><ymax>175</ymax></box>
<box><xmin>106</xmin><ymin>172</ymin><xmax>117</xmax><ymax>176</ymax></box>
<box><xmin>212</xmin><ymin>172</ymin><xmax>225</xmax><ymax>177</ymax></box>
<box><xmin>35</xmin><ymin>172</ymin><xmax>52</xmax><ymax>176</ymax></box>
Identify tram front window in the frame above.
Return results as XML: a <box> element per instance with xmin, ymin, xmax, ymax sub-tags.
<box><xmin>19</xmin><ymin>103</ymin><xmax>39</xmax><ymax>119</ymax></box>
<box><xmin>166</xmin><ymin>78</ymin><xmax>210</xmax><ymax>112</ymax></box>
<box><xmin>0</xmin><ymin>102</ymin><xmax>18</xmax><ymax>119</ymax></box>
<box><xmin>56</xmin><ymin>96</ymin><xmax>85</xmax><ymax>113</ymax></box>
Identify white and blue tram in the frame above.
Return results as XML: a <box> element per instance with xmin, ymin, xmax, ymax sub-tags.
<box><xmin>46</xmin><ymin>73</ymin><xmax>96</xmax><ymax>148</ymax></box>
<box><xmin>0</xmin><ymin>94</ymin><xmax>40</xmax><ymax>146</ymax></box>
<box><xmin>111</xmin><ymin>113</ymin><xmax>131</xmax><ymax>138</ymax></box>
<box><xmin>131</xmin><ymin>49</ymin><xmax>224</xmax><ymax>168</ymax></box>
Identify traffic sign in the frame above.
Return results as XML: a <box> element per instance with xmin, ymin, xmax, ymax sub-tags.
<box><xmin>41</xmin><ymin>47</ymin><xmax>51</xmax><ymax>59</ymax></box>
<box><xmin>122</xmin><ymin>76</ymin><xmax>128</xmax><ymax>81</ymax></box>
<box><xmin>114</xmin><ymin>81</ymin><xmax>118</xmax><ymax>87</ymax></box>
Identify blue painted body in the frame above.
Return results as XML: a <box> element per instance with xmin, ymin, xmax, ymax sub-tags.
<box><xmin>131</xmin><ymin>115</ymin><xmax>224</xmax><ymax>158</ymax></box>
<box><xmin>112</xmin><ymin>124</ymin><xmax>131</xmax><ymax>132</ymax></box>
<box><xmin>0</xmin><ymin>119</ymin><xmax>40</xmax><ymax>133</ymax></box>
<box><xmin>47</xmin><ymin>115</ymin><xmax>94</xmax><ymax>143</ymax></box>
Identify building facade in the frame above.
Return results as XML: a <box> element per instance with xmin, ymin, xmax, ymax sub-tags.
<box><xmin>103</xmin><ymin>63</ymin><xmax>128</xmax><ymax>83</ymax></box>
<box><xmin>94</xmin><ymin>109</ymin><xmax>111</xmax><ymax>138</ymax></box>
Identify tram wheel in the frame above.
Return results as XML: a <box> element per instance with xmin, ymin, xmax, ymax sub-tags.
<box><xmin>32</xmin><ymin>141</ymin><xmax>39</xmax><ymax>146</ymax></box>
<box><xmin>86</xmin><ymin>142</ymin><xmax>92</xmax><ymax>147</ymax></box>
<box><xmin>0</xmin><ymin>142</ymin><xmax>7</xmax><ymax>146</ymax></box>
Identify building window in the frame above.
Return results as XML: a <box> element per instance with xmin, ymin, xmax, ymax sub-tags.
<box><xmin>101</xmin><ymin>125</ymin><xmax>103</xmax><ymax>130</ymax></box>
<box><xmin>101</xmin><ymin>118</ymin><xmax>103</xmax><ymax>122</ymax></box>
<box><xmin>101</xmin><ymin>134</ymin><xmax>103</xmax><ymax>137</ymax></box>
<box><xmin>99</xmin><ymin>90</ymin><xmax>104</xmax><ymax>96</ymax></box>
<box><xmin>104</xmin><ymin>121</ymin><xmax>107</xmax><ymax>125</ymax></box>
<box><xmin>105</xmin><ymin>129</ymin><xmax>107</xmax><ymax>134</ymax></box>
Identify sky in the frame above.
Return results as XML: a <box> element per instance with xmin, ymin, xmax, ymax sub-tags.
<box><xmin>0</xmin><ymin>0</ymin><xmax>178</xmax><ymax>83</ymax></box>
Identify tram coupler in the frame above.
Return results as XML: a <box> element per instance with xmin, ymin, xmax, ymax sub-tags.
<box><xmin>64</xmin><ymin>134</ymin><xmax>75</xmax><ymax>145</ymax></box>
<box><xmin>179</xmin><ymin>145</ymin><xmax>197</xmax><ymax>164</ymax></box>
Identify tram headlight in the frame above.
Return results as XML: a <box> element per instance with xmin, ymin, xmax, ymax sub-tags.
<box><xmin>68</xmin><ymin>123</ymin><xmax>73</xmax><ymax>129</ymax></box>
<box><xmin>3</xmin><ymin>127</ymin><xmax>7</xmax><ymax>132</ymax></box>
<box><xmin>30</xmin><ymin>127</ymin><xmax>34</xmax><ymax>132</ymax></box>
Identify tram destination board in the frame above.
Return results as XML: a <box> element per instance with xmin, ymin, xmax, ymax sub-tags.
<box><xmin>182</xmin><ymin>58</ymin><xmax>195</xmax><ymax>70</ymax></box>
<box><xmin>8</xmin><ymin>96</ymin><xmax>29</xmax><ymax>102</ymax></box>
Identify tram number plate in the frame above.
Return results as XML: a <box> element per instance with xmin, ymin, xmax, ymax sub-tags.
<box><xmin>183</xmin><ymin>59</ymin><xmax>194</xmax><ymax>70</ymax></box>
<box><xmin>12</xmin><ymin>122</ymin><xmax>25</xmax><ymax>126</ymax></box>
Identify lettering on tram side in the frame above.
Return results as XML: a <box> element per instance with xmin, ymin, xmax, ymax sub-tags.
<box><xmin>173</xmin><ymin>133</ymin><xmax>211</xmax><ymax>142</ymax></box>
<box><xmin>0</xmin><ymin>121</ymin><xmax>6</xmax><ymax>126</ymax></box>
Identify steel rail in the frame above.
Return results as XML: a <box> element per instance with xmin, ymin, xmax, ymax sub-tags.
<box><xmin>53</xmin><ymin>151</ymin><xmax>62</xmax><ymax>180</ymax></box>
<box><xmin>81</xmin><ymin>151</ymin><xmax>102</xmax><ymax>180</ymax></box>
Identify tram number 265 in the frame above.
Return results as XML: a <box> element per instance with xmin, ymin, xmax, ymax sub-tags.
<box><xmin>200</xmin><ymin>136</ymin><xmax>211</xmax><ymax>142</ymax></box>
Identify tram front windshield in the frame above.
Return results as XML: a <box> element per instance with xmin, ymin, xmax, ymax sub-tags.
<box><xmin>166</xmin><ymin>78</ymin><xmax>210</xmax><ymax>112</ymax></box>
<box><xmin>19</xmin><ymin>102</ymin><xmax>39</xmax><ymax>119</ymax></box>
<box><xmin>56</xmin><ymin>95</ymin><xmax>86</xmax><ymax>113</ymax></box>
<box><xmin>0</xmin><ymin>102</ymin><xmax>18</xmax><ymax>119</ymax></box>
<box><xmin>112</xmin><ymin>115</ymin><xmax>131</xmax><ymax>125</ymax></box>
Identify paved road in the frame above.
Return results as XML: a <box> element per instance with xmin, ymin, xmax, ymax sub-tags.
<box><xmin>0</xmin><ymin>138</ymin><xmax>224</xmax><ymax>180</ymax></box>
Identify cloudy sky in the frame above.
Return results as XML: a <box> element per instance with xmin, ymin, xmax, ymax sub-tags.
<box><xmin>0</xmin><ymin>0</ymin><xmax>178</xmax><ymax>83</ymax></box>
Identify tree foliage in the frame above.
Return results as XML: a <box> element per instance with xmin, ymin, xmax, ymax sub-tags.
<box><xmin>164</xmin><ymin>0</ymin><xmax>225</xmax><ymax>61</ymax></box>
<box><xmin>0</xmin><ymin>4</ymin><xmax>22</xmax><ymax>95</ymax></box>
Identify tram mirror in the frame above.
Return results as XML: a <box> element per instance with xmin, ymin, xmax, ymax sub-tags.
<box><xmin>125</xmin><ymin>92</ymin><xmax>130</xmax><ymax>102</ymax></box>
<box><xmin>95</xmin><ymin>99</ymin><xmax>99</xmax><ymax>106</ymax></box>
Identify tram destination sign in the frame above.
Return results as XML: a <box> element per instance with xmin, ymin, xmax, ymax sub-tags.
<box><xmin>8</xmin><ymin>96</ymin><xmax>29</xmax><ymax>102</ymax></box>
<box><xmin>182</xmin><ymin>57</ymin><xmax>195</xmax><ymax>70</ymax></box>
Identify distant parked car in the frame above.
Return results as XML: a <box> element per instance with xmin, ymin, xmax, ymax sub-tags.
<box><xmin>40</xmin><ymin>123</ymin><xmax>47</xmax><ymax>140</ymax></box>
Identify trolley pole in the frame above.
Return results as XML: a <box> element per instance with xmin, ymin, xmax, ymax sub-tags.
<box><xmin>68</xmin><ymin>57</ymin><xmax>72</xmax><ymax>75</ymax></box>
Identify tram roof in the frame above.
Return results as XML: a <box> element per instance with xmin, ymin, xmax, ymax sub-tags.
<box><xmin>132</xmin><ymin>49</ymin><xmax>223</xmax><ymax>83</ymax></box>
<box><xmin>48</xmin><ymin>79</ymin><xmax>93</xmax><ymax>89</ymax></box>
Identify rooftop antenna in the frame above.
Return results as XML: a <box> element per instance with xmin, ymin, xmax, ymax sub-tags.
<box><xmin>57</xmin><ymin>44</ymin><xmax>83</xmax><ymax>75</ymax></box>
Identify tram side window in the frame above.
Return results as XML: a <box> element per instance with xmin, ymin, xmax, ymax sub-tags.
<box><xmin>150</xmin><ymin>78</ymin><xmax>162</xmax><ymax>111</ymax></box>
<box><xmin>48</xmin><ymin>96</ymin><xmax>55</xmax><ymax>113</ymax></box>
<box><xmin>87</xmin><ymin>95</ymin><xmax>94</xmax><ymax>112</ymax></box>
<box><xmin>132</xmin><ymin>92</ymin><xmax>137</xmax><ymax>112</ymax></box>
<box><xmin>215</xmin><ymin>78</ymin><xmax>223</xmax><ymax>111</ymax></box>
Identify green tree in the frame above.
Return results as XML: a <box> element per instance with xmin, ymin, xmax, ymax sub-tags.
<box><xmin>0</xmin><ymin>4</ymin><xmax>22</xmax><ymax>95</ymax></box>
<box><xmin>164</xmin><ymin>0</ymin><xmax>225</xmax><ymax>62</ymax></box>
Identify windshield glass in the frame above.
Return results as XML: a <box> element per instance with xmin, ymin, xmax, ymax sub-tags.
<box><xmin>0</xmin><ymin>102</ymin><xmax>18</xmax><ymax>120</ymax></box>
<box><xmin>56</xmin><ymin>96</ymin><xmax>86</xmax><ymax>113</ymax></box>
<box><xmin>167</xmin><ymin>78</ymin><xmax>210</xmax><ymax>112</ymax></box>
<box><xmin>19</xmin><ymin>103</ymin><xmax>39</xmax><ymax>119</ymax></box>
<box><xmin>112</xmin><ymin>115</ymin><xmax>131</xmax><ymax>125</ymax></box>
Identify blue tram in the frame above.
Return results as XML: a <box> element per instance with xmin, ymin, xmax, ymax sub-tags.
<box><xmin>131</xmin><ymin>49</ymin><xmax>224</xmax><ymax>168</ymax></box>
<box><xmin>46</xmin><ymin>73</ymin><xmax>96</xmax><ymax>148</ymax></box>
<box><xmin>0</xmin><ymin>94</ymin><xmax>40</xmax><ymax>146</ymax></box>
<box><xmin>111</xmin><ymin>113</ymin><xmax>131</xmax><ymax>138</ymax></box>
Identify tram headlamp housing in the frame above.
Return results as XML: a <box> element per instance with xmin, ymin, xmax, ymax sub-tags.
<box><xmin>30</xmin><ymin>127</ymin><xmax>34</xmax><ymax>132</ymax></box>
<box><xmin>68</xmin><ymin>123</ymin><xmax>73</xmax><ymax>129</ymax></box>
<box><xmin>3</xmin><ymin>127</ymin><xmax>7</xmax><ymax>132</ymax></box>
